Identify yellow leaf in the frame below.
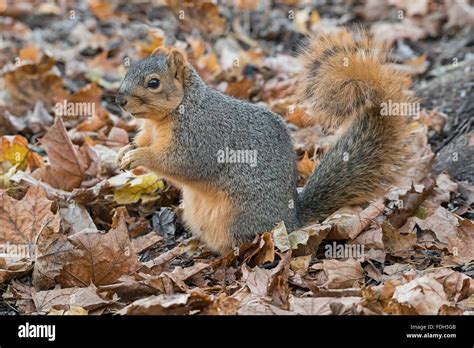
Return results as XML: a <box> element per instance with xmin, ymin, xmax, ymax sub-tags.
<box><xmin>0</xmin><ymin>135</ymin><xmax>39</xmax><ymax>171</ymax></box>
<box><xmin>109</xmin><ymin>172</ymin><xmax>165</xmax><ymax>205</ymax></box>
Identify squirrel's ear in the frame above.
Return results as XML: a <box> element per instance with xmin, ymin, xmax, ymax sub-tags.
<box><xmin>167</xmin><ymin>49</ymin><xmax>189</xmax><ymax>84</ymax></box>
<box><xmin>150</xmin><ymin>46</ymin><xmax>169</xmax><ymax>57</ymax></box>
<box><xmin>150</xmin><ymin>47</ymin><xmax>189</xmax><ymax>84</ymax></box>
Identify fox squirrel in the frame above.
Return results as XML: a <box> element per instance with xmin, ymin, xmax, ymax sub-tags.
<box><xmin>115</xmin><ymin>28</ymin><xmax>414</xmax><ymax>253</ymax></box>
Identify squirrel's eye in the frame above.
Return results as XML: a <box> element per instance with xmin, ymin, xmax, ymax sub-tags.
<box><xmin>147</xmin><ymin>78</ymin><xmax>160</xmax><ymax>89</ymax></box>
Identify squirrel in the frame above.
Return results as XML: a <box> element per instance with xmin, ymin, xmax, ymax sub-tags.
<box><xmin>115</xmin><ymin>28</ymin><xmax>413</xmax><ymax>254</ymax></box>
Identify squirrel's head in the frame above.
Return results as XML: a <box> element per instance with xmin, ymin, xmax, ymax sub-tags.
<box><xmin>116</xmin><ymin>47</ymin><xmax>189</xmax><ymax>121</ymax></box>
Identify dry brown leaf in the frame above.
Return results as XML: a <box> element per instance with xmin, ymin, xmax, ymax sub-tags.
<box><xmin>350</xmin><ymin>227</ymin><xmax>384</xmax><ymax>250</ymax></box>
<box><xmin>225</xmin><ymin>78</ymin><xmax>255</xmax><ymax>100</ymax></box>
<box><xmin>383</xmin><ymin>263</ymin><xmax>413</xmax><ymax>277</ymax></box>
<box><xmin>430</xmin><ymin>268</ymin><xmax>473</xmax><ymax>302</ymax></box>
<box><xmin>32</xmin><ymin>218</ymin><xmax>79</xmax><ymax>290</ymax></box>
<box><xmin>415</xmin><ymin>206</ymin><xmax>459</xmax><ymax>244</ymax></box>
<box><xmin>0</xmin><ymin>185</ymin><xmax>57</xmax><ymax>249</ymax></box>
<box><xmin>445</xmin><ymin>0</ymin><xmax>474</xmax><ymax>30</ymax></box>
<box><xmin>158</xmin><ymin>262</ymin><xmax>210</xmax><ymax>293</ymax></box>
<box><xmin>2</xmin><ymin>54</ymin><xmax>68</xmax><ymax>116</ymax></box>
<box><xmin>118</xmin><ymin>289</ymin><xmax>212</xmax><ymax>315</ymax></box>
<box><xmin>0</xmin><ymin>258</ymin><xmax>32</xmax><ymax>284</ymax></box>
<box><xmin>239</xmin><ymin>232</ymin><xmax>275</xmax><ymax>267</ymax></box>
<box><xmin>382</xmin><ymin>221</ymin><xmax>417</xmax><ymax>254</ymax></box>
<box><xmin>388</xmin><ymin>178</ymin><xmax>435</xmax><ymax>229</ymax></box>
<box><xmin>87</xmin><ymin>0</ymin><xmax>116</xmax><ymax>20</ymax></box>
<box><xmin>290</xmin><ymin>296</ymin><xmax>361</xmax><ymax>315</ymax></box>
<box><xmin>142</xmin><ymin>244</ymin><xmax>184</xmax><ymax>274</ymax></box>
<box><xmin>445</xmin><ymin>219</ymin><xmax>474</xmax><ymax>265</ymax></box>
<box><xmin>2</xmin><ymin>280</ymin><xmax>36</xmax><ymax>314</ymax></box>
<box><xmin>131</xmin><ymin>232</ymin><xmax>163</xmax><ymax>255</ymax></box>
<box><xmin>290</xmin><ymin>255</ymin><xmax>311</xmax><ymax>275</ymax></box>
<box><xmin>326</xmin><ymin>200</ymin><xmax>385</xmax><ymax>240</ymax></box>
<box><xmin>32</xmin><ymin>284</ymin><xmax>111</xmax><ymax>315</ymax></box>
<box><xmin>311</xmin><ymin>258</ymin><xmax>364</xmax><ymax>289</ymax></box>
<box><xmin>371</xmin><ymin>20</ymin><xmax>427</xmax><ymax>47</ymax></box>
<box><xmin>205</xmin><ymin>293</ymin><xmax>240</xmax><ymax>315</ymax></box>
<box><xmin>438</xmin><ymin>304</ymin><xmax>465</xmax><ymax>315</ymax></box>
<box><xmin>386</xmin><ymin>275</ymin><xmax>449</xmax><ymax>315</ymax></box>
<box><xmin>58</xmin><ymin>201</ymin><xmax>96</xmax><ymax>235</ymax></box>
<box><xmin>235</xmin><ymin>289</ymin><xmax>292</xmax><ymax>315</ymax></box>
<box><xmin>98</xmin><ymin>275</ymin><xmax>159</xmax><ymax>302</ymax></box>
<box><xmin>4</xmin><ymin>101</ymin><xmax>54</xmax><ymax>134</ymax></box>
<box><xmin>38</xmin><ymin>116</ymin><xmax>88</xmax><ymax>191</ymax></box>
<box><xmin>267</xmin><ymin>252</ymin><xmax>291</xmax><ymax>309</ymax></box>
<box><xmin>361</xmin><ymin>279</ymin><xmax>400</xmax><ymax>314</ymax></box>
<box><xmin>56</xmin><ymin>207</ymin><xmax>140</xmax><ymax>287</ymax></box>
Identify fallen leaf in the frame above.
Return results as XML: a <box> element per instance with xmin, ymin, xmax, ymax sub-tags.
<box><xmin>57</xmin><ymin>207</ymin><xmax>140</xmax><ymax>287</ymax></box>
<box><xmin>414</xmin><ymin>206</ymin><xmax>459</xmax><ymax>244</ymax></box>
<box><xmin>59</xmin><ymin>201</ymin><xmax>97</xmax><ymax>235</ymax></box>
<box><xmin>290</xmin><ymin>296</ymin><xmax>361</xmax><ymax>315</ymax></box>
<box><xmin>361</xmin><ymin>280</ymin><xmax>400</xmax><ymax>314</ymax></box>
<box><xmin>2</xmin><ymin>54</ymin><xmax>68</xmax><ymax>116</ymax></box>
<box><xmin>118</xmin><ymin>289</ymin><xmax>212</xmax><ymax>315</ymax></box>
<box><xmin>32</xmin><ymin>218</ymin><xmax>79</xmax><ymax>290</ymax></box>
<box><xmin>0</xmin><ymin>185</ymin><xmax>56</xmax><ymax>254</ymax></box>
<box><xmin>430</xmin><ymin>268</ymin><xmax>473</xmax><ymax>302</ymax></box>
<box><xmin>382</xmin><ymin>221</ymin><xmax>417</xmax><ymax>254</ymax></box>
<box><xmin>272</xmin><ymin>222</ymin><xmax>291</xmax><ymax>252</ymax></box>
<box><xmin>38</xmin><ymin>116</ymin><xmax>88</xmax><ymax>191</ymax></box>
<box><xmin>326</xmin><ymin>200</ymin><xmax>385</xmax><ymax>240</ymax></box>
<box><xmin>131</xmin><ymin>233</ymin><xmax>163</xmax><ymax>254</ymax></box>
<box><xmin>32</xmin><ymin>284</ymin><xmax>112</xmax><ymax>314</ymax></box>
<box><xmin>239</xmin><ymin>232</ymin><xmax>275</xmax><ymax>267</ymax></box>
<box><xmin>108</xmin><ymin>172</ymin><xmax>165</xmax><ymax>205</ymax></box>
<box><xmin>0</xmin><ymin>135</ymin><xmax>43</xmax><ymax>171</ymax></box>
<box><xmin>445</xmin><ymin>219</ymin><xmax>474</xmax><ymax>265</ymax></box>
<box><xmin>267</xmin><ymin>252</ymin><xmax>291</xmax><ymax>309</ymax></box>
<box><xmin>387</xmin><ymin>275</ymin><xmax>449</xmax><ymax>314</ymax></box>
<box><xmin>311</xmin><ymin>258</ymin><xmax>364</xmax><ymax>289</ymax></box>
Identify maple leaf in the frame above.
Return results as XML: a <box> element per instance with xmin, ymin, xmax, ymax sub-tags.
<box><xmin>0</xmin><ymin>135</ymin><xmax>43</xmax><ymax>171</ymax></box>
<box><xmin>0</xmin><ymin>185</ymin><xmax>58</xmax><ymax>247</ymax></box>
<box><xmin>38</xmin><ymin>116</ymin><xmax>88</xmax><ymax>191</ymax></box>
<box><xmin>56</xmin><ymin>207</ymin><xmax>140</xmax><ymax>287</ymax></box>
<box><xmin>0</xmin><ymin>185</ymin><xmax>59</xmax><ymax>284</ymax></box>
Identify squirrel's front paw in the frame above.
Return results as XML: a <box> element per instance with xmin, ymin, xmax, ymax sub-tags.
<box><xmin>116</xmin><ymin>143</ymin><xmax>137</xmax><ymax>165</ymax></box>
<box><xmin>120</xmin><ymin>148</ymin><xmax>149</xmax><ymax>171</ymax></box>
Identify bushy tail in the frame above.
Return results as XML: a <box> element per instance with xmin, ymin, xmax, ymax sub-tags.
<box><xmin>297</xmin><ymin>28</ymin><xmax>415</xmax><ymax>224</ymax></box>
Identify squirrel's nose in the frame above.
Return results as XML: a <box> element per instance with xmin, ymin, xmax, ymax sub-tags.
<box><xmin>115</xmin><ymin>94</ymin><xmax>128</xmax><ymax>107</ymax></box>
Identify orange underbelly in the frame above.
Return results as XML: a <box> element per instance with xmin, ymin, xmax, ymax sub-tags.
<box><xmin>181</xmin><ymin>183</ymin><xmax>234</xmax><ymax>253</ymax></box>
